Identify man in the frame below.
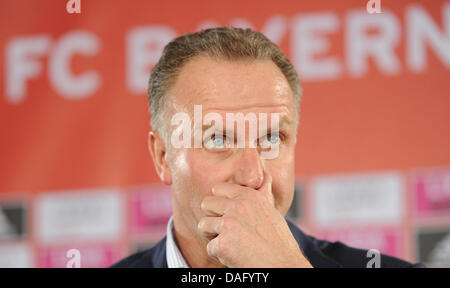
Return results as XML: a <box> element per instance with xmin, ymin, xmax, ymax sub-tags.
<box><xmin>112</xmin><ymin>27</ymin><xmax>423</xmax><ymax>268</ymax></box>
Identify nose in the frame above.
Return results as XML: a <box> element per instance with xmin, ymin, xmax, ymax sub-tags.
<box><xmin>230</xmin><ymin>148</ymin><xmax>264</xmax><ymax>189</ymax></box>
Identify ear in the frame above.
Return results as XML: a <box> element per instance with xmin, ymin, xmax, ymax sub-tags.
<box><xmin>148</xmin><ymin>131</ymin><xmax>172</xmax><ymax>185</ymax></box>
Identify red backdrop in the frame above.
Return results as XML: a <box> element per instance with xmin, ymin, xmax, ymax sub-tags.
<box><xmin>0</xmin><ymin>0</ymin><xmax>449</xmax><ymax>267</ymax></box>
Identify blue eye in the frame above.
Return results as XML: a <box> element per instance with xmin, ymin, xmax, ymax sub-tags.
<box><xmin>259</xmin><ymin>133</ymin><xmax>280</xmax><ymax>148</ymax></box>
<box><xmin>204</xmin><ymin>134</ymin><xmax>227</xmax><ymax>149</ymax></box>
<box><xmin>212</xmin><ymin>136</ymin><xmax>224</xmax><ymax>147</ymax></box>
<box><xmin>268</xmin><ymin>134</ymin><xmax>280</xmax><ymax>144</ymax></box>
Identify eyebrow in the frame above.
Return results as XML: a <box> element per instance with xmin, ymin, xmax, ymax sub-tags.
<box><xmin>207</xmin><ymin>104</ymin><xmax>290</xmax><ymax>111</ymax></box>
<box><xmin>201</xmin><ymin>116</ymin><xmax>292</xmax><ymax>132</ymax></box>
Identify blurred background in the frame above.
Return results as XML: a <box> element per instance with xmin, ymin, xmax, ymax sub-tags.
<box><xmin>1</xmin><ymin>0</ymin><xmax>450</xmax><ymax>268</ymax></box>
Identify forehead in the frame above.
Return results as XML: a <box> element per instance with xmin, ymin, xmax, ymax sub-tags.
<box><xmin>166</xmin><ymin>55</ymin><xmax>294</xmax><ymax>117</ymax></box>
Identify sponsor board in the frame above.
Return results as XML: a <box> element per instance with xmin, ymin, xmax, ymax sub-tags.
<box><xmin>310</xmin><ymin>172</ymin><xmax>404</xmax><ymax>227</ymax></box>
<box><xmin>129</xmin><ymin>185</ymin><xmax>172</xmax><ymax>234</ymax></box>
<box><xmin>0</xmin><ymin>202</ymin><xmax>27</xmax><ymax>241</ymax></box>
<box><xmin>0</xmin><ymin>243</ymin><xmax>33</xmax><ymax>268</ymax></box>
<box><xmin>38</xmin><ymin>243</ymin><xmax>121</xmax><ymax>268</ymax></box>
<box><xmin>317</xmin><ymin>227</ymin><xmax>404</xmax><ymax>258</ymax></box>
<box><xmin>34</xmin><ymin>188</ymin><xmax>124</xmax><ymax>243</ymax></box>
<box><xmin>415</xmin><ymin>227</ymin><xmax>450</xmax><ymax>267</ymax></box>
<box><xmin>412</xmin><ymin>168</ymin><xmax>450</xmax><ymax>218</ymax></box>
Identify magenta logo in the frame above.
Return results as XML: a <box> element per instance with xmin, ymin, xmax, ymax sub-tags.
<box><xmin>414</xmin><ymin>170</ymin><xmax>450</xmax><ymax>217</ymax></box>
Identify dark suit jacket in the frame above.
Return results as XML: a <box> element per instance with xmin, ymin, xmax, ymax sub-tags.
<box><xmin>111</xmin><ymin>220</ymin><xmax>425</xmax><ymax>268</ymax></box>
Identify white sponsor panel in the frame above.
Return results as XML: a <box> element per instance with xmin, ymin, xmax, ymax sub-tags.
<box><xmin>0</xmin><ymin>243</ymin><xmax>33</xmax><ymax>268</ymax></box>
<box><xmin>311</xmin><ymin>172</ymin><xmax>404</xmax><ymax>227</ymax></box>
<box><xmin>35</xmin><ymin>189</ymin><xmax>123</xmax><ymax>244</ymax></box>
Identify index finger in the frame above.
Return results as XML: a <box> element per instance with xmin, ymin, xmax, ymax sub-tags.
<box><xmin>211</xmin><ymin>183</ymin><xmax>243</xmax><ymax>199</ymax></box>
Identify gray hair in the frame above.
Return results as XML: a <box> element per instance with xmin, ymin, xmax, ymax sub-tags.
<box><xmin>148</xmin><ymin>26</ymin><xmax>302</xmax><ymax>139</ymax></box>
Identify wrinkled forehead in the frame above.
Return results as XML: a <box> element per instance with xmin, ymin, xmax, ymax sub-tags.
<box><xmin>165</xmin><ymin>56</ymin><xmax>295</xmax><ymax>120</ymax></box>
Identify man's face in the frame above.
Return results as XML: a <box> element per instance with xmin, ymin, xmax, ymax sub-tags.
<box><xmin>164</xmin><ymin>55</ymin><xmax>297</xmax><ymax>240</ymax></box>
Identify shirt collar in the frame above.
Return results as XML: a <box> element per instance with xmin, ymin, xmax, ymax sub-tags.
<box><xmin>165</xmin><ymin>216</ymin><xmax>189</xmax><ymax>268</ymax></box>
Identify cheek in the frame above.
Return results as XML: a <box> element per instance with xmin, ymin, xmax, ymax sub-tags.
<box><xmin>269</xmin><ymin>153</ymin><xmax>295</xmax><ymax>215</ymax></box>
<box><xmin>184</xmin><ymin>150</ymin><xmax>236</xmax><ymax>192</ymax></box>
<box><xmin>184</xmin><ymin>151</ymin><xmax>220</xmax><ymax>194</ymax></box>
<box><xmin>170</xmin><ymin>149</ymin><xmax>230</xmax><ymax>217</ymax></box>
<box><xmin>169</xmin><ymin>149</ymin><xmax>192</xmax><ymax>191</ymax></box>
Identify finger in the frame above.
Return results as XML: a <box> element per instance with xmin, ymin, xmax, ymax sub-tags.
<box><xmin>259</xmin><ymin>170</ymin><xmax>274</xmax><ymax>206</ymax></box>
<box><xmin>211</xmin><ymin>183</ymin><xmax>242</xmax><ymax>199</ymax></box>
<box><xmin>201</xmin><ymin>196</ymin><xmax>232</xmax><ymax>216</ymax></box>
<box><xmin>198</xmin><ymin>217</ymin><xmax>223</xmax><ymax>240</ymax></box>
<box><xmin>206</xmin><ymin>235</ymin><xmax>221</xmax><ymax>260</ymax></box>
